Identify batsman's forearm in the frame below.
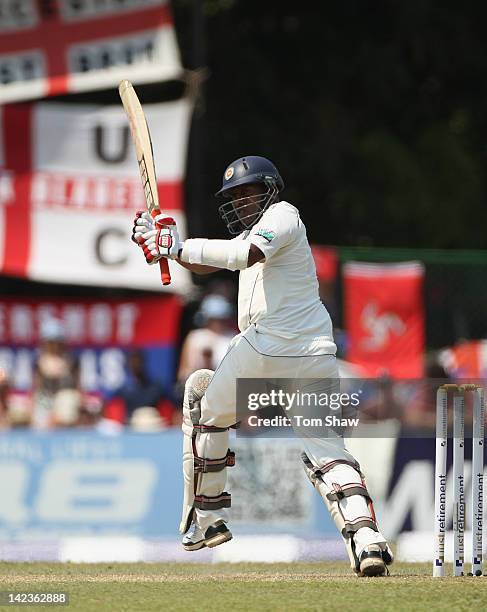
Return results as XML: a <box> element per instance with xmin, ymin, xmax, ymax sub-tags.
<box><xmin>176</xmin><ymin>258</ymin><xmax>221</xmax><ymax>275</ymax></box>
<box><xmin>180</xmin><ymin>238</ymin><xmax>250</xmax><ymax>271</ymax></box>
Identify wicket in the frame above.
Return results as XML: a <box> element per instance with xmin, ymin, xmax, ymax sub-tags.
<box><xmin>433</xmin><ymin>383</ymin><xmax>485</xmax><ymax>577</ymax></box>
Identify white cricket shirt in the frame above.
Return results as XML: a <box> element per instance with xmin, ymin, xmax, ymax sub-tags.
<box><xmin>236</xmin><ymin>201</ymin><xmax>337</xmax><ymax>357</ymax></box>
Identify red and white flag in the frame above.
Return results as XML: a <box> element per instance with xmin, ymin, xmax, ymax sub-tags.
<box><xmin>440</xmin><ymin>340</ymin><xmax>487</xmax><ymax>379</ymax></box>
<box><xmin>343</xmin><ymin>262</ymin><xmax>425</xmax><ymax>378</ymax></box>
<box><xmin>0</xmin><ymin>98</ymin><xmax>192</xmax><ymax>293</ymax></box>
<box><xmin>0</xmin><ymin>0</ymin><xmax>182</xmax><ymax>104</ymax></box>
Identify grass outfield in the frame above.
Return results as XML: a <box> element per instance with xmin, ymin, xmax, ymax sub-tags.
<box><xmin>0</xmin><ymin>562</ymin><xmax>486</xmax><ymax>611</ymax></box>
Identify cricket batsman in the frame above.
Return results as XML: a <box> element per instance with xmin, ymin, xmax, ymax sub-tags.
<box><xmin>132</xmin><ymin>156</ymin><xmax>393</xmax><ymax>577</ymax></box>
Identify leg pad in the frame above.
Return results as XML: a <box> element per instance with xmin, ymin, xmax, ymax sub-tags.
<box><xmin>301</xmin><ymin>452</ymin><xmax>378</xmax><ymax>571</ymax></box>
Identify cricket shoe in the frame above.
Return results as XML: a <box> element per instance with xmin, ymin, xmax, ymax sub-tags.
<box><xmin>357</xmin><ymin>544</ymin><xmax>393</xmax><ymax>577</ymax></box>
<box><xmin>182</xmin><ymin>520</ymin><xmax>233</xmax><ymax>551</ymax></box>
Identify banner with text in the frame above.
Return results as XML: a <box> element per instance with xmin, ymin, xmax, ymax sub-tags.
<box><xmin>0</xmin><ymin>0</ymin><xmax>182</xmax><ymax>104</ymax></box>
<box><xmin>0</xmin><ymin>431</ymin><xmax>182</xmax><ymax>539</ymax></box>
<box><xmin>0</xmin><ymin>428</ymin><xmax>468</xmax><ymax>543</ymax></box>
<box><xmin>0</xmin><ymin>296</ymin><xmax>182</xmax><ymax>394</ymax></box>
<box><xmin>0</xmin><ymin>99</ymin><xmax>192</xmax><ymax>292</ymax></box>
<box><xmin>0</xmin><ymin>432</ymin><xmax>319</xmax><ymax>540</ymax></box>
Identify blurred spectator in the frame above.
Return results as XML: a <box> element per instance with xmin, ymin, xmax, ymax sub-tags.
<box><xmin>205</xmin><ymin>279</ymin><xmax>237</xmax><ymax>304</ymax></box>
<box><xmin>51</xmin><ymin>389</ymin><xmax>83</xmax><ymax>428</ymax></box>
<box><xmin>177</xmin><ymin>294</ymin><xmax>235</xmax><ymax>383</ymax></box>
<box><xmin>77</xmin><ymin>393</ymin><xmax>124</xmax><ymax>435</ymax></box>
<box><xmin>0</xmin><ymin>369</ymin><xmax>10</xmax><ymax>429</ymax></box>
<box><xmin>400</xmin><ymin>355</ymin><xmax>451</xmax><ymax>429</ymax></box>
<box><xmin>130</xmin><ymin>406</ymin><xmax>166</xmax><ymax>432</ymax></box>
<box><xmin>357</xmin><ymin>374</ymin><xmax>403</xmax><ymax>422</ymax></box>
<box><xmin>32</xmin><ymin>318</ymin><xmax>79</xmax><ymax>429</ymax></box>
<box><xmin>77</xmin><ymin>394</ymin><xmax>104</xmax><ymax>428</ymax></box>
<box><xmin>105</xmin><ymin>349</ymin><xmax>176</xmax><ymax>426</ymax></box>
<box><xmin>0</xmin><ymin>369</ymin><xmax>33</xmax><ymax>429</ymax></box>
<box><xmin>7</xmin><ymin>398</ymin><xmax>32</xmax><ymax>429</ymax></box>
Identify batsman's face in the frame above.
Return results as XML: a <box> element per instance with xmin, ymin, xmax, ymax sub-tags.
<box><xmin>228</xmin><ymin>183</ymin><xmax>263</xmax><ymax>202</ymax></box>
<box><xmin>228</xmin><ymin>183</ymin><xmax>265</xmax><ymax>221</ymax></box>
<box><xmin>219</xmin><ymin>181</ymin><xmax>275</xmax><ymax>234</ymax></box>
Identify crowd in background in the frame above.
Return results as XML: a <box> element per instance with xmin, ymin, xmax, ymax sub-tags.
<box><xmin>0</xmin><ymin>282</ymin><xmax>238</xmax><ymax>433</ymax></box>
<box><xmin>0</xmin><ymin>261</ymin><xmax>467</xmax><ymax>434</ymax></box>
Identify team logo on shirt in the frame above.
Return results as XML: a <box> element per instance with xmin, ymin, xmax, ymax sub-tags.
<box><xmin>256</xmin><ymin>229</ymin><xmax>275</xmax><ymax>242</ymax></box>
<box><xmin>225</xmin><ymin>167</ymin><xmax>234</xmax><ymax>180</ymax></box>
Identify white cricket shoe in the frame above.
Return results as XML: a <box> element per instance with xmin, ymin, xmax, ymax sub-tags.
<box><xmin>182</xmin><ymin>520</ymin><xmax>233</xmax><ymax>551</ymax></box>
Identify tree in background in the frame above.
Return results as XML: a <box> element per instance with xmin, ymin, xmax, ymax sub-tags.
<box><xmin>174</xmin><ymin>1</ymin><xmax>487</xmax><ymax>248</ymax></box>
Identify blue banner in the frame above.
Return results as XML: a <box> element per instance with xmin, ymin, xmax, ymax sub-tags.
<box><xmin>0</xmin><ymin>431</ymin><xmax>182</xmax><ymax>539</ymax></box>
<box><xmin>0</xmin><ymin>431</ymin><xmax>342</xmax><ymax>541</ymax></box>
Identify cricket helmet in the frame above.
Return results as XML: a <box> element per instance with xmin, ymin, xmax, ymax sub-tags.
<box><xmin>216</xmin><ymin>156</ymin><xmax>284</xmax><ymax>234</ymax></box>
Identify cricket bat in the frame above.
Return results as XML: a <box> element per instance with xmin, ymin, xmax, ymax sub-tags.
<box><xmin>118</xmin><ymin>79</ymin><xmax>171</xmax><ymax>286</ymax></box>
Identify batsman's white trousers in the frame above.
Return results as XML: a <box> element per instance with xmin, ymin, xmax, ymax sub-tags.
<box><xmin>190</xmin><ymin>332</ymin><xmax>357</xmax><ymax>530</ymax></box>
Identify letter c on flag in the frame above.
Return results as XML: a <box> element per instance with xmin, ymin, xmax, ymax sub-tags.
<box><xmin>95</xmin><ymin>228</ymin><xmax>127</xmax><ymax>267</ymax></box>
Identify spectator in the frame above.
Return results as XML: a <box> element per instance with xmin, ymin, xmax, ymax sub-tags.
<box><xmin>105</xmin><ymin>349</ymin><xmax>175</xmax><ymax>426</ymax></box>
<box><xmin>77</xmin><ymin>394</ymin><xmax>104</xmax><ymax>428</ymax></box>
<box><xmin>51</xmin><ymin>389</ymin><xmax>83</xmax><ymax>428</ymax></box>
<box><xmin>32</xmin><ymin>318</ymin><xmax>79</xmax><ymax>429</ymax></box>
<box><xmin>177</xmin><ymin>294</ymin><xmax>235</xmax><ymax>383</ymax></box>
<box><xmin>78</xmin><ymin>394</ymin><xmax>124</xmax><ymax>435</ymax></box>
<box><xmin>401</xmin><ymin>356</ymin><xmax>451</xmax><ymax>429</ymax></box>
<box><xmin>7</xmin><ymin>400</ymin><xmax>32</xmax><ymax>428</ymax></box>
<box><xmin>0</xmin><ymin>368</ymin><xmax>33</xmax><ymax>429</ymax></box>
<box><xmin>357</xmin><ymin>374</ymin><xmax>403</xmax><ymax>422</ymax></box>
<box><xmin>130</xmin><ymin>406</ymin><xmax>166</xmax><ymax>432</ymax></box>
<box><xmin>0</xmin><ymin>369</ymin><xmax>10</xmax><ymax>429</ymax></box>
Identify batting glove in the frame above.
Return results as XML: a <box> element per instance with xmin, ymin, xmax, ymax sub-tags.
<box><xmin>131</xmin><ymin>211</ymin><xmax>154</xmax><ymax>245</ymax></box>
<box><xmin>142</xmin><ymin>218</ymin><xmax>183</xmax><ymax>263</ymax></box>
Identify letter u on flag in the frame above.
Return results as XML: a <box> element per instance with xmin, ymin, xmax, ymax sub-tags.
<box><xmin>343</xmin><ymin>262</ymin><xmax>425</xmax><ymax>378</ymax></box>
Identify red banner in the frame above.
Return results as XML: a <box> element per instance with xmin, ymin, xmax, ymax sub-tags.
<box><xmin>0</xmin><ymin>296</ymin><xmax>182</xmax><ymax>393</ymax></box>
<box><xmin>0</xmin><ymin>296</ymin><xmax>181</xmax><ymax>346</ymax></box>
<box><xmin>311</xmin><ymin>245</ymin><xmax>338</xmax><ymax>282</ymax></box>
<box><xmin>344</xmin><ymin>262</ymin><xmax>425</xmax><ymax>378</ymax></box>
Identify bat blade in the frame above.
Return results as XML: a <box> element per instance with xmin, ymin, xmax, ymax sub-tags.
<box><xmin>119</xmin><ymin>80</ymin><xmax>171</xmax><ymax>285</ymax></box>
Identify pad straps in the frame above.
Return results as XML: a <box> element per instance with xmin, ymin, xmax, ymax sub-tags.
<box><xmin>301</xmin><ymin>452</ymin><xmax>363</xmax><ymax>478</ymax></box>
<box><xmin>342</xmin><ymin>518</ymin><xmax>378</xmax><ymax>536</ymax></box>
<box><xmin>194</xmin><ymin>449</ymin><xmax>236</xmax><ymax>473</ymax></box>
<box><xmin>326</xmin><ymin>482</ymin><xmax>371</xmax><ymax>502</ymax></box>
<box><xmin>194</xmin><ymin>493</ymin><xmax>232</xmax><ymax>510</ymax></box>
<box><xmin>193</xmin><ymin>424</ymin><xmax>229</xmax><ymax>433</ymax></box>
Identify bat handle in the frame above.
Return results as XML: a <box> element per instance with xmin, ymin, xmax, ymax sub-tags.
<box><xmin>159</xmin><ymin>259</ymin><xmax>171</xmax><ymax>286</ymax></box>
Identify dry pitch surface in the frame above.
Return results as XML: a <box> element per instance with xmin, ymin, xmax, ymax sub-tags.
<box><xmin>0</xmin><ymin>562</ymin><xmax>486</xmax><ymax>611</ymax></box>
